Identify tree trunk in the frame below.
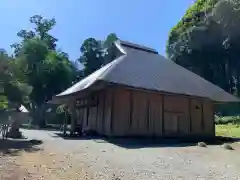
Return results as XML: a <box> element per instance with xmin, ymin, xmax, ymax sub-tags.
<box><xmin>7</xmin><ymin>114</ymin><xmax>22</xmax><ymax>139</ymax></box>
<box><xmin>30</xmin><ymin>103</ymin><xmax>46</xmax><ymax>128</ymax></box>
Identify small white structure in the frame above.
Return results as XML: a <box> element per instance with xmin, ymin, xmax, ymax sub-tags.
<box><xmin>19</xmin><ymin>105</ymin><xmax>29</xmax><ymax>113</ymax></box>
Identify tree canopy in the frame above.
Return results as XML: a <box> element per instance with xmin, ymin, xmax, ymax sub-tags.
<box><xmin>166</xmin><ymin>0</ymin><xmax>240</xmax><ymax>115</ymax></box>
<box><xmin>0</xmin><ymin>14</ymin><xmax>119</xmax><ymax>125</ymax></box>
<box><xmin>78</xmin><ymin>33</ymin><xmax>118</xmax><ymax>76</ymax></box>
<box><xmin>167</xmin><ymin>0</ymin><xmax>218</xmax><ymax>56</ymax></box>
<box><xmin>0</xmin><ymin>49</ymin><xmax>32</xmax><ymax>110</ymax></box>
<box><xmin>167</xmin><ymin>0</ymin><xmax>240</xmax><ymax>96</ymax></box>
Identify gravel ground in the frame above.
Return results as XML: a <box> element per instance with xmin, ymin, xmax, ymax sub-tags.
<box><xmin>20</xmin><ymin>129</ymin><xmax>240</xmax><ymax>180</ymax></box>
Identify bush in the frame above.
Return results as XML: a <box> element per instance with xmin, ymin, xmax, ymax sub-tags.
<box><xmin>215</xmin><ymin>115</ymin><xmax>240</xmax><ymax>125</ymax></box>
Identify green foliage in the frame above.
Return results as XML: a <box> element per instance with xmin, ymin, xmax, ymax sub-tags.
<box><xmin>78</xmin><ymin>33</ymin><xmax>118</xmax><ymax>77</ymax></box>
<box><xmin>56</xmin><ymin>104</ymin><xmax>67</xmax><ymax>114</ymax></box>
<box><xmin>103</xmin><ymin>33</ymin><xmax>119</xmax><ymax>65</ymax></box>
<box><xmin>167</xmin><ymin>0</ymin><xmax>218</xmax><ymax>51</ymax></box>
<box><xmin>103</xmin><ymin>33</ymin><xmax>118</xmax><ymax>48</ymax></box>
<box><xmin>0</xmin><ymin>95</ymin><xmax>8</xmax><ymax>110</ymax></box>
<box><xmin>11</xmin><ymin>15</ymin><xmax>77</xmax><ymax>106</ymax></box>
<box><xmin>11</xmin><ymin>15</ymin><xmax>57</xmax><ymax>55</ymax></box>
<box><xmin>6</xmin><ymin>15</ymin><xmax>79</xmax><ymax>126</ymax></box>
<box><xmin>0</xmin><ymin>48</ymin><xmax>31</xmax><ymax>110</ymax></box>
<box><xmin>215</xmin><ymin>115</ymin><xmax>240</xmax><ymax>125</ymax></box>
<box><xmin>166</xmin><ymin>0</ymin><xmax>240</xmax><ymax>100</ymax></box>
<box><xmin>2</xmin><ymin>14</ymin><xmax>118</xmax><ymax>126</ymax></box>
<box><xmin>79</xmin><ymin>38</ymin><xmax>103</xmax><ymax>77</ymax></box>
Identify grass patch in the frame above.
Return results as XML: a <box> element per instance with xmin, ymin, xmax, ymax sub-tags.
<box><xmin>216</xmin><ymin>124</ymin><xmax>240</xmax><ymax>138</ymax></box>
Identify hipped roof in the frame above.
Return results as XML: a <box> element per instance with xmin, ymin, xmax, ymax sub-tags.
<box><xmin>54</xmin><ymin>40</ymin><xmax>239</xmax><ymax>103</ymax></box>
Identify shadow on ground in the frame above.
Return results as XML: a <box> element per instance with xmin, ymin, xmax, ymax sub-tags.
<box><xmin>0</xmin><ymin>139</ymin><xmax>43</xmax><ymax>156</ymax></box>
<box><xmin>21</xmin><ymin>125</ymin><xmax>60</xmax><ymax>132</ymax></box>
<box><xmin>106</xmin><ymin>136</ymin><xmax>240</xmax><ymax>149</ymax></box>
<box><xmin>54</xmin><ymin>132</ymin><xmax>240</xmax><ymax>149</ymax></box>
<box><xmin>53</xmin><ymin>132</ymin><xmax>100</xmax><ymax>140</ymax></box>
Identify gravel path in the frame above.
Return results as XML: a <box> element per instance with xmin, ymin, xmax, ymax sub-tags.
<box><xmin>21</xmin><ymin>129</ymin><xmax>240</xmax><ymax>180</ymax></box>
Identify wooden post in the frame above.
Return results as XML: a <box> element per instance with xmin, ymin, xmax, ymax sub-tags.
<box><xmin>188</xmin><ymin>99</ymin><xmax>192</xmax><ymax>133</ymax></box>
<box><xmin>110</xmin><ymin>90</ymin><xmax>114</xmax><ymax>134</ymax></box>
<box><xmin>201</xmin><ymin>101</ymin><xmax>204</xmax><ymax>134</ymax></box>
<box><xmin>69</xmin><ymin>103</ymin><xmax>76</xmax><ymax>135</ymax></box>
<box><xmin>162</xmin><ymin>95</ymin><xmax>165</xmax><ymax>135</ymax></box>
<box><xmin>129</xmin><ymin>90</ymin><xmax>133</xmax><ymax>131</ymax></box>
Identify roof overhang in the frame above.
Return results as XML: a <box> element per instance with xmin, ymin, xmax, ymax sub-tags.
<box><xmin>48</xmin><ymin>80</ymin><xmax>109</xmax><ymax>104</ymax></box>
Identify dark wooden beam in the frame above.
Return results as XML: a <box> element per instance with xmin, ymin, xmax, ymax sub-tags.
<box><xmin>129</xmin><ymin>90</ymin><xmax>133</xmax><ymax>128</ymax></box>
<box><xmin>201</xmin><ymin>101</ymin><xmax>204</xmax><ymax>132</ymax></box>
<box><xmin>86</xmin><ymin>106</ymin><xmax>89</xmax><ymax>126</ymax></box>
<box><xmin>162</xmin><ymin>95</ymin><xmax>165</xmax><ymax>134</ymax></box>
<box><xmin>188</xmin><ymin>99</ymin><xmax>192</xmax><ymax>133</ymax></box>
<box><xmin>110</xmin><ymin>89</ymin><xmax>115</xmax><ymax>134</ymax></box>
<box><xmin>102</xmin><ymin>90</ymin><xmax>106</xmax><ymax>133</ymax></box>
<box><xmin>95</xmin><ymin>93</ymin><xmax>99</xmax><ymax>130</ymax></box>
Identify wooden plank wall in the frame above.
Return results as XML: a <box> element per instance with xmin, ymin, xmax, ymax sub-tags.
<box><xmin>111</xmin><ymin>88</ymin><xmax>131</xmax><ymax>136</ymax></box>
<box><xmin>104</xmin><ymin>88</ymin><xmax>113</xmax><ymax>135</ymax></box>
<box><xmin>111</xmin><ymin>87</ymin><xmax>163</xmax><ymax>136</ymax></box>
<box><xmin>163</xmin><ymin>95</ymin><xmax>189</xmax><ymax>136</ymax></box>
<box><xmin>190</xmin><ymin>99</ymin><xmax>203</xmax><ymax>135</ymax></box>
<box><xmin>78</xmin><ymin>86</ymin><xmax>214</xmax><ymax>137</ymax></box>
<box><xmin>202</xmin><ymin>99</ymin><xmax>215</xmax><ymax>136</ymax></box>
<box><xmin>96</xmin><ymin>90</ymin><xmax>105</xmax><ymax>134</ymax></box>
<box><xmin>131</xmin><ymin>91</ymin><xmax>149</xmax><ymax>136</ymax></box>
<box><xmin>149</xmin><ymin>93</ymin><xmax>163</xmax><ymax>136</ymax></box>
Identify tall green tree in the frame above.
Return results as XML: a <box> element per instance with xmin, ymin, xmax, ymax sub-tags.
<box><xmin>167</xmin><ymin>0</ymin><xmax>218</xmax><ymax>59</ymax></box>
<box><xmin>166</xmin><ymin>0</ymin><xmax>240</xmax><ymax>95</ymax></box>
<box><xmin>78</xmin><ymin>33</ymin><xmax>118</xmax><ymax>77</ymax></box>
<box><xmin>79</xmin><ymin>38</ymin><xmax>104</xmax><ymax>77</ymax></box>
<box><xmin>11</xmin><ymin>15</ymin><xmax>78</xmax><ymax>126</ymax></box>
<box><xmin>11</xmin><ymin>15</ymin><xmax>57</xmax><ymax>56</ymax></box>
<box><xmin>0</xmin><ymin>49</ymin><xmax>32</xmax><ymax>111</ymax></box>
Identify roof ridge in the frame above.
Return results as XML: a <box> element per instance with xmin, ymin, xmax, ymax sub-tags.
<box><xmin>118</xmin><ymin>40</ymin><xmax>158</xmax><ymax>54</ymax></box>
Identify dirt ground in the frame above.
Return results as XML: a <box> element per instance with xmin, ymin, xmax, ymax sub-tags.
<box><xmin>0</xmin><ymin>143</ymin><xmax>94</xmax><ymax>180</ymax></box>
<box><xmin>0</xmin><ymin>129</ymin><xmax>240</xmax><ymax>180</ymax></box>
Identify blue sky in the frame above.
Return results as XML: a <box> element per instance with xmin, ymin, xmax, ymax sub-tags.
<box><xmin>0</xmin><ymin>0</ymin><xmax>193</xmax><ymax>61</ymax></box>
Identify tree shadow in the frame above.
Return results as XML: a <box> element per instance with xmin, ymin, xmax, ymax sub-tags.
<box><xmin>0</xmin><ymin>139</ymin><xmax>43</xmax><ymax>156</ymax></box>
<box><xmin>54</xmin><ymin>132</ymin><xmax>240</xmax><ymax>149</ymax></box>
<box><xmin>21</xmin><ymin>124</ymin><xmax>60</xmax><ymax>132</ymax></box>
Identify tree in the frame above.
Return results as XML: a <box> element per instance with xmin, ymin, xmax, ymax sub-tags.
<box><xmin>0</xmin><ymin>49</ymin><xmax>32</xmax><ymax>138</ymax></box>
<box><xmin>166</xmin><ymin>0</ymin><xmax>240</xmax><ymax>95</ymax></box>
<box><xmin>102</xmin><ymin>33</ymin><xmax>118</xmax><ymax>65</ymax></box>
<box><xmin>78</xmin><ymin>38</ymin><xmax>104</xmax><ymax>77</ymax></box>
<box><xmin>78</xmin><ymin>33</ymin><xmax>118</xmax><ymax>77</ymax></box>
<box><xmin>11</xmin><ymin>15</ymin><xmax>78</xmax><ymax>127</ymax></box>
<box><xmin>0</xmin><ymin>49</ymin><xmax>31</xmax><ymax>110</ymax></box>
<box><xmin>167</xmin><ymin>0</ymin><xmax>218</xmax><ymax>59</ymax></box>
<box><xmin>11</xmin><ymin>15</ymin><xmax>57</xmax><ymax>56</ymax></box>
<box><xmin>0</xmin><ymin>50</ymin><xmax>10</xmax><ymax>110</ymax></box>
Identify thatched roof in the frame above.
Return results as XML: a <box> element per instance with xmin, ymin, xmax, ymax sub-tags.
<box><xmin>53</xmin><ymin>40</ymin><xmax>239</xmax><ymax>103</ymax></box>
